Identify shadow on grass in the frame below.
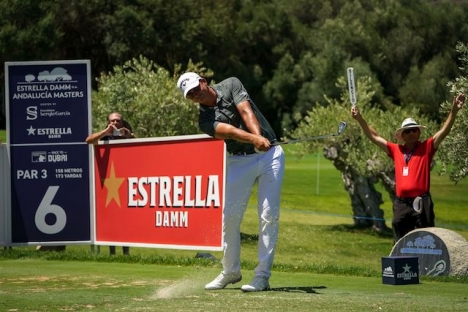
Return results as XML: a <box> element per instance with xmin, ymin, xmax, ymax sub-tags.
<box><xmin>327</xmin><ymin>224</ymin><xmax>393</xmax><ymax>239</ymax></box>
<box><xmin>241</xmin><ymin>232</ymin><xmax>259</xmax><ymax>244</ymax></box>
<box><xmin>270</xmin><ymin>285</ymin><xmax>326</xmax><ymax>294</ymax></box>
<box><xmin>225</xmin><ymin>285</ymin><xmax>326</xmax><ymax>294</ymax></box>
<box><xmin>242</xmin><ymin>224</ymin><xmax>393</xmax><ymax>241</ymax></box>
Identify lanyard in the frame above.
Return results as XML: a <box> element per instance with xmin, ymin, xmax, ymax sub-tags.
<box><xmin>403</xmin><ymin>147</ymin><xmax>416</xmax><ymax>165</ymax></box>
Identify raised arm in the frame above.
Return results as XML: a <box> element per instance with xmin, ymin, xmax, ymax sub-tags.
<box><xmin>351</xmin><ymin>106</ymin><xmax>389</xmax><ymax>154</ymax></box>
<box><xmin>433</xmin><ymin>93</ymin><xmax>465</xmax><ymax>149</ymax></box>
<box><xmin>85</xmin><ymin>124</ymin><xmax>114</xmax><ymax>145</ymax></box>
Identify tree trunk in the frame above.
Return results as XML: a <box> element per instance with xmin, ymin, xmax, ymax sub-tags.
<box><xmin>323</xmin><ymin>145</ymin><xmax>389</xmax><ymax>232</ymax></box>
<box><xmin>366</xmin><ymin>159</ymin><xmax>397</xmax><ymax>203</ymax></box>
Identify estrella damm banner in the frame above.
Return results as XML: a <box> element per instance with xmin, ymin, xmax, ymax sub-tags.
<box><xmin>93</xmin><ymin>135</ymin><xmax>225</xmax><ymax>250</ymax></box>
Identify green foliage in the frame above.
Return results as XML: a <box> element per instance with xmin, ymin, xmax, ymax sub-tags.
<box><xmin>91</xmin><ymin>56</ymin><xmax>202</xmax><ymax>138</ymax></box>
<box><xmin>3</xmin><ymin>0</ymin><xmax>468</xmax><ymax>135</ymax></box>
<box><xmin>288</xmin><ymin>73</ymin><xmax>439</xmax><ymax>178</ymax></box>
<box><xmin>399</xmin><ymin>53</ymin><xmax>456</xmax><ymax>121</ymax></box>
<box><xmin>438</xmin><ymin>42</ymin><xmax>468</xmax><ymax>182</ymax></box>
<box><xmin>0</xmin><ymin>0</ymin><xmax>60</xmax><ymax>61</ymax></box>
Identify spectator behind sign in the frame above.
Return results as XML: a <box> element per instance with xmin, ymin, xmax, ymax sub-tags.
<box><xmin>86</xmin><ymin>112</ymin><xmax>135</xmax><ymax>255</ymax></box>
<box><xmin>85</xmin><ymin>112</ymin><xmax>134</xmax><ymax>144</ymax></box>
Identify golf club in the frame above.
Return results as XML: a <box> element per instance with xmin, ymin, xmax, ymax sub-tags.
<box><xmin>273</xmin><ymin>121</ymin><xmax>347</xmax><ymax>145</ymax></box>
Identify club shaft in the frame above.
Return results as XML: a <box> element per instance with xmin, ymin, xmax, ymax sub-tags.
<box><xmin>273</xmin><ymin>121</ymin><xmax>346</xmax><ymax>145</ymax></box>
<box><xmin>273</xmin><ymin>133</ymin><xmax>338</xmax><ymax>145</ymax></box>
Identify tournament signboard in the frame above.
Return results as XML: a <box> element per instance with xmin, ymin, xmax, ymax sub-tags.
<box><xmin>93</xmin><ymin>135</ymin><xmax>225</xmax><ymax>251</ymax></box>
<box><xmin>5</xmin><ymin>60</ymin><xmax>91</xmax><ymax>244</ymax></box>
<box><xmin>0</xmin><ymin>144</ymin><xmax>7</xmax><ymax>246</ymax></box>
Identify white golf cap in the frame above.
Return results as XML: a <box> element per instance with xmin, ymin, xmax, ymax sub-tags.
<box><xmin>177</xmin><ymin>72</ymin><xmax>202</xmax><ymax>98</ymax></box>
<box><xmin>395</xmin><ymin>117</ymin><xmax>426</xmax><ymax>141</ymax></box>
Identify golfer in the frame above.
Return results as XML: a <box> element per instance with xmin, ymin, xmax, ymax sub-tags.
<box><xmin>351</xmin><ymin>93</ymin><xmax>465</xmax><ymax>243</ymax></box>
<box><xmin>177</xmin><ymin>72</ymin><xmax>285</xmax><ymax>292</ymax></box>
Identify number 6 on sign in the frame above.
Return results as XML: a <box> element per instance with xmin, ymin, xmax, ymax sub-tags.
<box><xmin>35</xmin><ymin>186</ymin><xmax>67</xmax><ymax>234</ymax></box>
<box><xmin>347</xmin><ymin>67</ymin><xmax>357</xmax><ymax>107</ymax></box>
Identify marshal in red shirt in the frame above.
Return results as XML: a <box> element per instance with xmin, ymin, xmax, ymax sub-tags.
<box><xmin>386</xmin><ymin>137</ymin><xmax>436</xmax><ymax>198</ymax></box>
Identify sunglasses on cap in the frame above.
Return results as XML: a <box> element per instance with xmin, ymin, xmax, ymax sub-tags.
<box><xmin>402</xmin><ymin>128</ymin><xmax>419</xmax><ymax>135</ymax></box>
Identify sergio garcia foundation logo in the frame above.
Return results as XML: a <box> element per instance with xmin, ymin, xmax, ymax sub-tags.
<box><xmin>26</xmin><ymin>105</ymin><xmax>71</xmax><ymax>120</ymax></box>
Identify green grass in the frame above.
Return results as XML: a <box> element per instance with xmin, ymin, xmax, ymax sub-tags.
<box><xmin>0</xmin><ymin>129</ymin><xmax>5</xmax><ymax>142</ymax></box>
<box><xmin>1</xmin><ymin>140</ymin><xmax>468</xmax><ymax>311</ymax></box>
<box><xmin>1</xmin><ymin>259</ymin><xmax>467</xmax><ymax>312</ymax></box>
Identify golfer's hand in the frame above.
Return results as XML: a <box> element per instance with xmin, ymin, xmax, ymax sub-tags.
<box><xmin>253</xmin><ymin>136</ymin><xmax>271</xmax><ymax>152</ymax></box>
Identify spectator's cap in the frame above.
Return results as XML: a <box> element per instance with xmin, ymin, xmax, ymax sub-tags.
<box><xmin>177</xmin><ymin>72</ymin><xmax>202</xmax><ymax>98</ymax></box>
<box><xmin>395</xmin><ymin>117</ymin><xmax>426</xmax><ymax>141</ymax></box>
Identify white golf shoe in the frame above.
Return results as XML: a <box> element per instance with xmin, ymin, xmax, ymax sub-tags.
<box><xmin>240</xmin><ymin>276</ymin><xmax>270</xmax><ymax>292</ymax></box>
<box><xmin>205</xmin><ymin>272</ymin><xmax>242</xmax><ymax>290</ymax></box>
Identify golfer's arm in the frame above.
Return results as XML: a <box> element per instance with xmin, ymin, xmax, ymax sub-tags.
<box><xmin>236</xmin><ymin>101</ymin><xmax>262</xmax><ymax>135</ymax></box>
<box><xmin>213</xmin><ymin>123</ymin><xmax>259</xmax><ymax>143</ymax></box>
<box><xmin>212</xmin><ymin>100</ymin><xmax>263</xmax><ymax>143</ymax></box>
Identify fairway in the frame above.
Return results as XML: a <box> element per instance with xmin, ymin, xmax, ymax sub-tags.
<box><xmin>1</xmin><ymin>259</ymin><xmax>467</xmax><ymax>311</ymax></box>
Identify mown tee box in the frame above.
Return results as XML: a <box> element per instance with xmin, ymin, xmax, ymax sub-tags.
<box><xmin>382</xmin><ymin>256</ymin><xmax>419</xmax><ymax>285</ymax></box>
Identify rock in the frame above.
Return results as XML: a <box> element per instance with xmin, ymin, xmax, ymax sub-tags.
<box><xmin>390</xmin><ymin>227</ymin><xmax>468</xmax><ymax>276</ymax></box>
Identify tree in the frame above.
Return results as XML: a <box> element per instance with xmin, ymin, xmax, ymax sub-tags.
<box><xmin>91</xmin><ymin>56</ymin><xmax>207</xmax><ymax>138</ymax></box>
<box><xmin>437</xmin><ymin>42</ymin><xmax>468</xmax><ymax>182</ymax></box>
<box><xmin>399</xmin><ymin>54</ymin><xmax>455</xmax><ymax>122</ymax></box>
<box><xmin>0</xmin><ymin>0</ymin><xmax>62</xmax><ymax>128</ymax></box>
<box><xmin>3</xmin><ymin>0</ymin><xmax>468</xmax><ymax>135</ymax></box>
<box><xmin>287</xmin><ymin>74</ymin><xmax>438</xmax><ymax>231</ymax></box>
